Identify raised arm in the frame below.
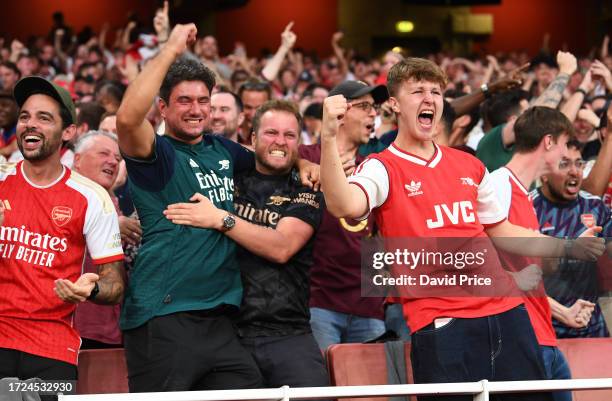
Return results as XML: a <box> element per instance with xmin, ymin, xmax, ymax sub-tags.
<box><xmin>53</xmin><ymin>30</ymin><xmax>69</xmax><ymax>71</ymax></box>
<box><xmin>582</xmin><ymin>125</ymin><xmax>612</xmax><ymax>196</ymax></box>
<box><xmin>116</xmin><ymin>23</ymin><xmax>197</xmax><ymax>158</ymax></box>
<box><xmin>330</xmin><ymin>32</ymin><xmax>349</xmax><ymax>81</ymax></box>
<box><xmin>154</xmin><ymin>1</ymin><xmax>170</xmax><ymax>45</ymax></box>
<box><xmin>560</xmin><ymin>69</ymin><xmax>593</xmax><ymax>122</ymax></box>
<box><xmin>320</xmin><ymin>95</ymin><xmax>369</xmax><ymax>219</ymax></box>
<box><xmin>531</xmin><ymin>51</ymin><xmax>576</xmax><ymax>109</ymax></box>
<box><xmin>261</xmin><ymin>22</ymin><xmax>296</xmax><ymax>82</ymax></box>
<box><xmin>451</xmin><ymin>63</ymin><xmax>527</xmax><ymax>117</ymax></box>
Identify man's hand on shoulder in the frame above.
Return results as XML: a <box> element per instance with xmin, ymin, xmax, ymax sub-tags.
<box><xmin>296</xmin><ymin>159</ymin><xmax>320</xmax><ymax>191</ymax></box>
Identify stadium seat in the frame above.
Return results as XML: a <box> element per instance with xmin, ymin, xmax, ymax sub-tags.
<box><xmin>557</xmin><ymin>338</ymin><xmax>612</xmax><ymax>401</ymax></box>
<box><xmin>327</xmin><ymin>339</ymin><xmax>612</xmax><ymax>401</ymax></box>
<box><xmin>76</xmin><ymin>348</ymin><xmax>129</xmax><ymax>394</ymax></box>
<box><xmin>326</xmin><ymin>342</ymin><xmax>416</xmax><ymax>401</ymax></box>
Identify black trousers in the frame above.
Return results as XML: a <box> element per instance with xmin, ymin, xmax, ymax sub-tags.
<box><xmin>123</xmin><ymin>310</ymin><xmax>263</xmax><ymax>392</ymax></box>
<box><xmin>240</xmin><ymin>332</ymin><xmax>329</xmax><ymax>389</ymax></box>
<box><xmin>0</xmin><ymin>348</ymin><xmax>77</xmax><ymax>401</ymax></box>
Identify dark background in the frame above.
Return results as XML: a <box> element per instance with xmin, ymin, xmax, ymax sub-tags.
<box><xmin>0</xmin><ymin>0</ymin><xmax>609</xmax><ymax>58</ymax></box>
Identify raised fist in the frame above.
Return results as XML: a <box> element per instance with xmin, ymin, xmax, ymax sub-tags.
<box><xmin>557</xmin><ymin>51</ymin><xmax>577</xmax><ymax>76</ymax></box>
<box><xmin>165</xmin><ymin>23</ymin><xmax>198</xmax><ymax>58</ymax></box>
<box><xmin>321</xmin><ymin>95</ymin><xmax>350</xmax><ymax>140</ymax></box>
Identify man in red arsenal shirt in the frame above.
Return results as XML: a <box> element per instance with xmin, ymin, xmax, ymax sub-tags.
<box><xmin>319</xmin><ymin>59</ymin><xmax>605</xmax><ymax>401</ymax></box>
<box><xmin>0</xmin><ymin>77</ymin><xmax>124</xmax><ymax>383</ymax></box>
<box><xmin>490</xmin><ymin>106</ymin><xmax>597</xmax><ymax>401</ymax></box>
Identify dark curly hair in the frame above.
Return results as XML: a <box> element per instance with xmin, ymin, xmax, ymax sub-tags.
<box><xmin>159</xmin><ymin>53</ymin><xmax>216</xmax><ymax>104</ymax></box>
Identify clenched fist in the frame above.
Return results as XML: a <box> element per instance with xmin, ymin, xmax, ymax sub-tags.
<box><xmin>557</xmin><ymin>51</ymin><xmax>577</xmax><ymax>76</ymax></box>
<box><xmin>165</xmin><ymin>23</ymin><xmax>198</xmax><ymax>58</ymax></box>
<box><xmin>321</xmin><ymin>95</ymin><xmax>350</xmax><ymax>140</ymax></box>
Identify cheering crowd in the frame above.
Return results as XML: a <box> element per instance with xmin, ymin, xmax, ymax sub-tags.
<box><xmin>0</xmin><ymin>3</ymin><xmax>611</xmax><ymax>401</ymax></box>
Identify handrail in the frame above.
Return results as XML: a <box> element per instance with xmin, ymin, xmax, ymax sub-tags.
<box><xmin>59</xmin><ymin>378</ymin><xmax>612</xmax><ymax>401</ymax></box>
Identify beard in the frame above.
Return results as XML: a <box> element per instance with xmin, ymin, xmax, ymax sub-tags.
<box><xmin>255</xmin><ymin>149</ymin><xmax>297</xmax><ymax>175</ymax></box>
<box><xmin>17</xmin><ymin>128</ymin><xmax>63</xmax><ymax>162</ymax></box>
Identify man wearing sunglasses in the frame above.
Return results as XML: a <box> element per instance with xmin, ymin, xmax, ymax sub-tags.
<box><xmin>532</xmin><ymin>139</ymin><xmax>612</xmax><ymax>339</ymax></box>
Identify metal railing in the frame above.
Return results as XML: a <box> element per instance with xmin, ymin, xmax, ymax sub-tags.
<box><xmin>59</xmin><ymin>378</ymin><xmax>612</xmax><ymax>401</ymax></box>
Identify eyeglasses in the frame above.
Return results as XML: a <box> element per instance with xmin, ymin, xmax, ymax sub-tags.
<box><xmin>350</xmin><ymin>101</ymin><xmax>379</xmax><ymax>113</ymax></box>
<box><xmin>558</xmin><ymin>159</ymin><xmax>586</xmax><ymax>170</ymax></box>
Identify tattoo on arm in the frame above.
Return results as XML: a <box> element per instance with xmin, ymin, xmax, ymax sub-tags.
<box><xmin>95</xmin><ymin>261</ymin><xmax>126</xmax><ymax>305</ymax></box>
<box><xmin>532</xmin><ymin>74</ymin><xmax>570</xmax><ymax>109</ymax></box>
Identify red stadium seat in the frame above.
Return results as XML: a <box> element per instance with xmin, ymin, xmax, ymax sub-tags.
<box><xmin>327</xmin><ymin>339</ymin><xmax>612</xmax><ymax>401</ymax></box>
<box><xmin>326</xmin><ymin>342</ymin><xmax>416</xmax><ymax>401</ymax></box>
<box><xmin>76</xmin><ymin>348</ymin><xmax>128</xmax><ymax>394</ymax></box>
<box><xmin>73</xmin><ymin>340</ymin><xmax>612</xmax><ymax>398</ymax></box>
<box><xmin>557</xmin><ymin>338</ymin><xmax>612</xmax><ymax>401</ymax></box>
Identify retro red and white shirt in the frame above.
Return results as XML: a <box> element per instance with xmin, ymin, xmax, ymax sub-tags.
<box><xmin>489</xmin><ymin>167</ymin><xmax>557</xmax><ymax>346</ymax></box>
<box><xmin>349</xmin><ymin>143</ymin><xmax>522</xmax><ymax>332</ymax></box>
<box><xmin>0</xmin><ymin>161</ymin><xmax>123</xmax><ymax>365</ymax></box>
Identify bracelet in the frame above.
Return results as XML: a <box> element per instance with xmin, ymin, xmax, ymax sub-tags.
<box><xmin>575</xmin><ymin>88</ymin><xmax>587</xmax><ymax>97</ymax></box>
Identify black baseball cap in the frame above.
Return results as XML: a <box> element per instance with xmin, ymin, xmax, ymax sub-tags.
<box><xmin>329</xmin><ymin>80</ymin><xmax>389</xmax><ymax>104</ymax></box>
<box><xmin>13</xmin><ymin>76</ymin><xmax>77</xmax><ymax>124</ymax></box>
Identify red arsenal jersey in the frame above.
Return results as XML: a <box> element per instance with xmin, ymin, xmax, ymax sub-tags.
<box><xmin>349</xmin><ymin>143</ymin><xmax>521</xmax><ymax>332</ymax></box>
<box><xmin>0</xmin><ymin>161</ymin><xmax>123</xmax><ymax>365</ymax></box>
<box><xmin>490</xmin><ymin>167</ymin><xmax>557</xmax><ymax>346</ymax></box>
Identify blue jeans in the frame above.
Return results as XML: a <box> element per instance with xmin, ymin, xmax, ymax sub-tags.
<box><xmin>384</xmin><ymin>303</ymin><xmax>411</xmax><ymax>341</ymax></box>
<box><xmin>309</xmin><ymin>307</ymin><xmax>385</xmax><ymax>352</ymax></box>
<box><xmin>541</xmin><ymin>346</ymin><xmax>572</xmax><ymax>401</ymax></box>
<box><xmin>410</xmin><ymin>305</ymin><xmax>552</xmax><ymax>401</ymax></box>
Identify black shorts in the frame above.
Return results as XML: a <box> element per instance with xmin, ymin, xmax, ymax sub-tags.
<box><xmin>123</xmin><ymin>310</ymin><xmax>262</xmax><ymax>392</ymax></box>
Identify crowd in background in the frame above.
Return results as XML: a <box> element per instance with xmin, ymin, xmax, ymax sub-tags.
<box><xmin>0</xmin><ymin>3</ymin><xmax>611</xmax><ymax>398</ymax></box>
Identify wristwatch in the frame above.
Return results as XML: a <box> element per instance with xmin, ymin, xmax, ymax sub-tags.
<box><xmin>480</xmin><ymin>83</ymin><xmax>491</xmax><ymax>98</ymax></box>
<box><xmin>221</xmin><ymin>213</ymin><xmax>236</xmax><ymax>232</ymax></box>
<box><xmin>87</xmin><ymin>282</ymin><xmax>99</xmax><ymax>301</ymax></box>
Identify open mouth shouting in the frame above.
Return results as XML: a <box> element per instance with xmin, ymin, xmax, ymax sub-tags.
<box><xmin>565</xmin><ymin>178</ymin><xmax>580</xmax><ymax>195</ymax></box>
<box><xmin>21</xmin><ymin>134</ymin><xmax>43</xmax><ymax>151</ymax></box>
<box><xmin>417</xmin><ymin>109</ymin><xmax>435</xmax><ymax>130</ymax></box>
